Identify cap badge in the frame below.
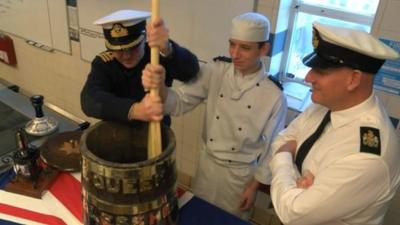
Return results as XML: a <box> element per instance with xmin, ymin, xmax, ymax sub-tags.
<box><xmin>312</xmin><ymin>28</ymin><xmax>319</xmax><ymax>49</ymax></box>
<box><xmin>111</xmin><ymin>24</ymin><xmax>128</xmax><ymax>38</ymax></box>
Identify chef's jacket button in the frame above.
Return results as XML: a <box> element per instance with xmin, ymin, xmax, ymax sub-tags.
<box><xmin>209</xmin><ymin>138</ymin><xmax>213</xmax><ymax>142</ymax></box>
<box><xmin>247</xmin><ymin>105</ymin><xmax>251</xmax><ymax>109</ymax></box>
<box><xmin>216</xmin><ymin>116</ymin><xmax>219</xmax><ymax>120</ymax></box>
<box><xmin>238</xmin><ymin>127</ymin><xmax>242</xmax><ymax>131</ymax></box>
<box><xmin>231</xmin><ymin>147</ymin><xmax>235</xmax><ymax>151</ymax></box>
<box><xmin>256</xmin><ymin>83</ymin><xmax>260</xmax><ymax>86</ymax></box>
<box><xmin>228</xmin><ymin>160</ymin><xmax>232</xmax><ymax>163</ymax></box>
<box><xmin>220</xmin><ymin>94</ymin><xmax>224</xmax><ymax>98</ymax></box>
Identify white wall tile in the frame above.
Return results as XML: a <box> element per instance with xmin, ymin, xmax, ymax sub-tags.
<box><xmin>257</xmin><ymin>5</ymin><xmax>277</xmax><ymax>33</ymax></box>
<box><xmin>0</xmin><ymin>38</ymin><xmax>91</xmax><ymax>121</ymax></box>
<box><xmin>375</xmin><ymin>89</ymin><xmax>391</xmax><ymax>109</ymax></box>
<box><xmin>380</xmin><ymin>1</ymin><xmax>400</xmax><ymax>33</ymax></box>
<box><xmin>378</xmin><ymin>30</ymin><xmax>400</xmax><ymax>42</ymax></box>
<box><xmin>385</xmin><ymin>93</ymin><xmax>400</xmax><ymax>118</ymax></box>
<box><xmin>257</xmin><ymin>0</ymin><xmax>278</xmax><ymax>9</ymax></box>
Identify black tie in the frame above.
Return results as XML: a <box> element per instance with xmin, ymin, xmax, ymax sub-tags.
<box><xmin>295</xmin><ymin>111</ymin><xmax>331</xmax><ymax>172</ymax></box>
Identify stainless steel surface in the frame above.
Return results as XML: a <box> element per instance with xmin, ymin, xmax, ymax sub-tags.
<box><xmin>25</xmin><ymin>117</ymin><xmax>58</xmax><ymax>136</ymax></box>
<box><xmin>45</xmin><ymin>102</ymin><xmax>86</xmax><ymax>126</ymax></box>
<box><xmin>0</xmin><ymin>80</ymin><xmax>84</xmax><ymax>131</ymax></box>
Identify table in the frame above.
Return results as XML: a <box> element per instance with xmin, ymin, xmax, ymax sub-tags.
<box><xmin>179</xmin><ymin>195</ymin><xmax>251</xmax><ymax>225</ymax></box>
<box><xmin>0</xmin><ymin>170</ymin><xmax>250</xmax><ymax>225</ymax></box>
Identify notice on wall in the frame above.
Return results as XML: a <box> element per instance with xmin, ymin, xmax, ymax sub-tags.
<box><xmin>374</xmin><ymin>39</ymin><xmax>400</xmax><ymax>95</ymax></box>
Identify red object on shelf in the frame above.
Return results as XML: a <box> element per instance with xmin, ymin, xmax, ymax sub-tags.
<box><xmin>0</xmin><ymin>34</ymin><xmax>17</xmax><ymax>66</ymax></box>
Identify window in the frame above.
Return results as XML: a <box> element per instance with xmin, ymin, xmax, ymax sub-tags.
<box><xmin>281</xmin><ymin>0</ymin><xmax>380</xmax><ymax>83</ymax></box>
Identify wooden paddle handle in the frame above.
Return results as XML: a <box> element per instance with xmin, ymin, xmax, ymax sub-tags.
<box><xmin>148</xmin><ymin>0</ymin><xmax>162</xmax><ymax>159</ymax></box>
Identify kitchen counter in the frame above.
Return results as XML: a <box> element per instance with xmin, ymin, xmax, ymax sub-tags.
<box><xmin>0</xmin><ymin>82</ymin><xmax>85</xmax><ymax>173</ymax></box>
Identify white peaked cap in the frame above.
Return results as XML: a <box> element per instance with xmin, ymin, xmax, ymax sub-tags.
<box><xmin>94</xmin><ymin>9</ymin><xmax>151</xmax><ymax>29</ymax></box>
<box><xmin>314</xmin><ymin>22</ymin><xmax>399</xmax><ymax>60</ymax></box>
<box><xmin>303</xmin><ymin>22</ymin><xmax>400</xmax><ymax>73</ymax></box>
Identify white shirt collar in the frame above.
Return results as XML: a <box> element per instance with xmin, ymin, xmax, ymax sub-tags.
<box><xmin>331</xmin><ymin>93</ymin><xmax>376</xmax><ymax>129</ymax></box>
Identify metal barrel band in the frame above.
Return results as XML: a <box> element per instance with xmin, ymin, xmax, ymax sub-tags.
<box><xmin>82</xmin><ymin>164</ymin><xmax>177</xmax><ymax>195</ymax></box>
<box><xmin>83</xmin><ymin>185</ymin><xmax>177</xmax><ymax>215</ymax></box>
<box><xmin>84</xmin><ymin>199</ymin><xmax>178</xmax><ymax>225</ymax></box>
<box><xmin>81</xmin><ymin>172</ymin><xmax>178</xmax><ymax>205</ymax></box>
<box><xmin>82</xmin><ymin>154</ymin><xmax>175</xmax><ymax>179</ymax></box>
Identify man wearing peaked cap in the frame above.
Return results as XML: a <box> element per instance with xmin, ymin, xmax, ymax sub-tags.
<box><xmin>142</xmin><ymin>12</ymin><xmax>287</xmax><ymax>219</ymax></box>
<box><xmin>270</xmin><ymin>22</ymin><xmax>400</xmax><ymax>225</ymax></box>
<box><xmin>80</xmin><ymin>9</ymin><xmax>199</xmax><ymax>124</ymax></box>
<box><xmin>303</xmin><ymin>22</ymin><xmax>399</xmax><ymax>74</ymax></box>
<box><xmin>93</xmin><ymin>9</ymin><xmax>151</xmax><ymax>51</ymax></box>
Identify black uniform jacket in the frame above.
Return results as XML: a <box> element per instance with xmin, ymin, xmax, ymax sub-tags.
<box><xmin>80</xmin><ymin>41</ymin><xmax>199</xmax><ymax>124</ymax></box>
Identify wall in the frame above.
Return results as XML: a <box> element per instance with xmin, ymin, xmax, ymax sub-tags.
<box><xmin>77</xmin><ymin>0</ymin><xmax>254</xmax><ymax>62</ymax></box>
<box><xmin>0</xmin><ymin>0</ymin><xmax>70</xmax><ymax>53</ymax></box>
<box><xmin>371</xmin><ymin>0</ymin><xmax>400</xmax><ymax>224</ymax></box>
<box><xmin>0</xmin><ymin>38</ymin><xmax>92</xmax><ymax>123</ymax></box>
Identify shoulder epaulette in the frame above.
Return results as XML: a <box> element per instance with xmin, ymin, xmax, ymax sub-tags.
<box><xmin>360</xmin><ymin>127</ymin><xmax>381</xmax><ymax>156</ymax></box>
<box><xmin>213</xmin><ymin>56</ymin><xmax>232</xmax><ymax>63</ymax></box>
<box><xmin>268</xmin><ymin>75</ymin><xmax>283</xmax><ymax>90</ymax></box>
<box><xmin>98</xmin><ymin>51</ymin><xmax>115</xmax><ymax>62</ymax></box>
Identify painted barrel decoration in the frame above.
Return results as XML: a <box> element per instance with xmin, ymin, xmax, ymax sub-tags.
<box><xmin>80</xmin><ymin>121</ymin><xmax>177</xmax><ymax>225</ymax></box>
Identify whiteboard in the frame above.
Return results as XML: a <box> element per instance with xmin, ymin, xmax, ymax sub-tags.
<box><xmin>0</xmin><ymin>0</ymin><xmax>70</xmax><ymax>53</ymax></box>
<box><xmin>78</xmin><ymin>0</ymin><xmax>254</xmax><ymax>62</ymax></box>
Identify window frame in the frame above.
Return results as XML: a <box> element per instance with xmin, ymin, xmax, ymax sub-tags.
<box><xmin>279</xmin><ymin>0</ymin><xmax>379</xmax><ymax>85</ymax></box>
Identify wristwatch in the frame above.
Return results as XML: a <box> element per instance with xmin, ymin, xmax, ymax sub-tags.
<box><xmin>160</xmin><ymin>41</ymin><xmax>173</xmax><ymax>58</ymax></box>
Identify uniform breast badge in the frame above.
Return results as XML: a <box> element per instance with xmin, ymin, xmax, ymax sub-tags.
<box><xmin>360</xmin><ymin>127</ymin><xmax>381</xmax><ymax>155</ymax></box>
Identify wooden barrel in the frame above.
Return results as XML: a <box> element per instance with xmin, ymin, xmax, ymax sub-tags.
<box><xmin>80</xmin><ymin>121</ymin><xmax>177</xmax><ymax>225</ymax></box>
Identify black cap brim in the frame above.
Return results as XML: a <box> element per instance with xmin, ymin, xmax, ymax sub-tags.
<box><xmin>302</xmin><ymin>51</ymin><xmax>341</xmax><ymax>69</ymax></box>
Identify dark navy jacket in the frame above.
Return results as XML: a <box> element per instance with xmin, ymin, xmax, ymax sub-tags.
<box><xmin>80</xmin><ymin>41</ymin><xmax>199</xmax><ymax>125</ymax></box>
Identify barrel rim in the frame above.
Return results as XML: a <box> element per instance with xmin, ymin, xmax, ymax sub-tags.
<box><xmin>80</xmin><ymin>121</ymin><xmax>176</xmax><ymax>168</ymax></box>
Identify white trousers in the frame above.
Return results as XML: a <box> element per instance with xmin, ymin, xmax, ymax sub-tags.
<box><xmin>192</xmin><ymin>150</ymin><xmax>256</xmax><ymax>220</ymax></box>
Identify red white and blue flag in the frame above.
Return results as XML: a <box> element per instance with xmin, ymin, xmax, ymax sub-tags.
<box><xmin>0</xmin><ymin>172</ymin><xmax>83</xmax><ymax>225</ymax></box>
<box><xmin>0</xmin><ymin>171</ymin><xmax>193</xmax><ymax>225</ymax></box>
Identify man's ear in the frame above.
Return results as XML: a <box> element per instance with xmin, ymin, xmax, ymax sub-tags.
<box><xmin>347</xmin><ymin>69</ymin><xmax>363</xmax><ymax>91</ymax></box>
<box><xmin>260</xmin><ymin>42</ymin><xmax>270</xmax><ymax>56</ymax></box>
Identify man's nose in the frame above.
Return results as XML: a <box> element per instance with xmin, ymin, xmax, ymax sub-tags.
<box><xmin>304</xmin><ymin>69</ymin><xmax>313</xmax><ymax>83</ymax></box>
<box><xmin>231</xmin><ymin>47</ymin><xmax>239</xmax><ymax>58</ymax></box>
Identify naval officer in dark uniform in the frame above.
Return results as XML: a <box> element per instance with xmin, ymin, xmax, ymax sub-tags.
<box><xmin>81</xmin><ymin>9</ymin><xmax>199</xmax><ymax>125</ymax></box>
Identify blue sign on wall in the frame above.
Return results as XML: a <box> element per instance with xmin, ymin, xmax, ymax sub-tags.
<box><xmin>374</xmin><ymin>39</ymin><xmax>400</xmax><ymax>95</ymax></box>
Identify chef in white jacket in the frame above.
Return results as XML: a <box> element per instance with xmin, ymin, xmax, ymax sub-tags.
<box><xmin>142</xmin><ymin>12</ymin><xmax>287</xmax><ymax>219</ymax></box>
<box><xmin>270</xmin><ymin>22</ymin><xmax>400</xmax><ymax>225</ymax></box>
